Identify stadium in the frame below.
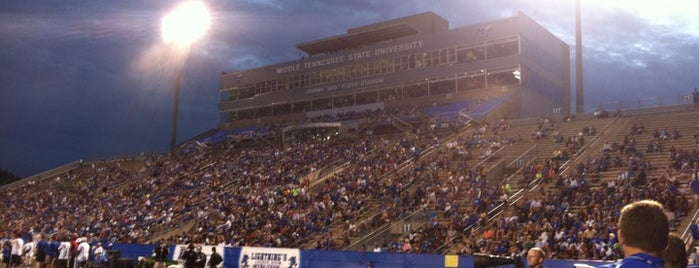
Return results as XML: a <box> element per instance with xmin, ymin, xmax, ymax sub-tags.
<box><xmin>3</xmin><ymin>10</ymin><xmax>699</xmax><ymax>268</ymax></box>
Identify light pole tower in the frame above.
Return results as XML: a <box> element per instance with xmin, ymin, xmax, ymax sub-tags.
<box><xmin>161</xmin><ymin>1</ymin><xmax>211</xmax><ymax>151</ymax></box>
<box><xmin>575</xmin><ymin>0</ymin><xmax>584</xmax><ymax>114</ymax></box>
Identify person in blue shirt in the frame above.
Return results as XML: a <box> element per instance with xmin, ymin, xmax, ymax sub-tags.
<box><xmin>690</xmin><ymin>175</ymin><xmax>699</xmax><ymax>209</ymax></box>
<box><xmin>34</xmin><ymin>234</ymin><xmax>49</xmax><ymax>268</ymax></box>
<box><xmin>598</xmin><ymin>200</ymin><xmax>668</xmax><ymax>268</ymax></box>
<box><xmin>2</xmin><ymin>240</ymin><xmax>11</xmax><ymax>268</ymax></box>
<box><xmin>690</xmin><ymin>220</ymin><xmax>699</xmax><ymax>246</ymax></box>
<box><xmin>47</xmin><ymin>235</ymin><xmax>61</xmax><ymax>268</ymax></box>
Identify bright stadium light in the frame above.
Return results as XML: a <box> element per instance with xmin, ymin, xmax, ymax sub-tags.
<box><xmin>161</xmin><ymin>1</ymin><xmax>211</xmax><ymax>151</ymax></box>
<box><xmin>161</xmin><ymin>1</ymin><xmax>211</xmax><ymax>49</ymax></box>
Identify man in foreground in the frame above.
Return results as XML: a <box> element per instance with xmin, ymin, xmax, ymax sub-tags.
<box><xmin>599</xmin><ymin>200</ymin><xmax>668</xmax><ymax>268</ymax></box>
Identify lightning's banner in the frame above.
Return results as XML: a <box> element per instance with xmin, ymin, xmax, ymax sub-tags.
<box><xmin>239</xmin><ymin>246</ymin><xmax>300</xmax><ymax>268</ymax></box>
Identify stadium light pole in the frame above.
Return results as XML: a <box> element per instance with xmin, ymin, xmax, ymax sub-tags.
<box><xmin>161</xmin><ymin>0</ymin><xmax>211</xmax><ymax>151</ymax></box>
<box><xmin>575</xmin><ymin>0</ymin><xmax>584</xmax><ymax>114</ymax></box>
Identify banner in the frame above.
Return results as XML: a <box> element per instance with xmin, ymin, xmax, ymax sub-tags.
<box><xmin>171</xmin><ymin>244</ymin><xmax>225</xmax><ymax>267</ymax></box>
<box><xmin>239</xmin><ymin>246</ymin><xmax>300</xmax><ymax>268</ymax></box>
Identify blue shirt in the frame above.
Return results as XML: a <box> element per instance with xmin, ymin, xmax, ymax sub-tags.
<box><xmin>597</xmin><ymin>253</ymin><xmax>663</xmax><ymax>268</ymax></box>
<box><xmin>690</xmin><ymin>179</ymin><xmax>699</xmax><ymax>195</ymax></box>
<box><xmin>48</xmin><ymin>241</ymin><xmax>60</xmax><ymax>257</ymax></box>
<box><xmin>691</xmin><ymin>223</ymin><xmax>699</xmax><ymax>239</ymax></box>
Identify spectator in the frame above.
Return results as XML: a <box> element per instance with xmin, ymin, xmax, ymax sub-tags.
<box><xmin>75</xmin><ymin>237</ymin><xmax>90</xmax><ymax>268</ymax></box>
<box><xmin>153</xmin><ymin>242</ymin><xmax>170</xmax><ymax>268</ymax></box>
<box><xmin>56</xmin><ymin>237</ymin><xmax>71</xmax><ymax>268</ymax></box>
<box><xmin>689</xmin><ymin>247</ymin><xmax>699</xmax><ymax>266</ymax></box>
<box><xmin>598</xmin><ymin>200</ymin><xmax>668</xmax><ymax>268</ymax></box>
<box><xmin>691</xmin><ymin>174</ymin><xmax>699</xmax><ymax>209</ymax></box>
<box><xmin>10</xmin><ymin>232</ymin><xmax>24</xmax><ymax>268</ymax></box>
<box><xmin>35</xmin><ymin>234</ymin><xmax>49</xmax><ymax>268</ymax></box>
<box><xmin>181</xmin><ymin>244</ymin><xmax>196</xmax><ymax>268</ymax></box>
<box><xmin>527</xmin><ymin>247</ymin><xmax>545</xmax><ymax>268</ymax></box>
<box><xmin>194</xmin><ymin>246</ymin><xmax>206</xmax><ymax>268</ymax></box>
<box><xmin>663</xmin><ymin>234</ymin><xmax>687</xmax><ymax>268</ymax></box>
<box><xmin>690</xmin><ymin>220</ymin><xmax>699</xmax><ymax>246</ymax></box>
<box><xmin>207</xmin><ymin>247</ymin><xmax>222</xmax><ymax>268</ymax></box>
<box><xmin>92</xmin><ymin>242</ymin><xmax>107</xmax><ymax>268</ymax></box>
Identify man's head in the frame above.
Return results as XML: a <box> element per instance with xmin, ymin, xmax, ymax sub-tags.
<box><xmin>527</xmin><ymin>247</ymin><xmax>545</xmax><ymax>268</ymax></box>
<box><xmin>617</xmin><ymin>200</ymin><xmax>669</xmax><ymax>255</ymax></box>
<box><xmin>664</xmin><ymin>234</ymin><xmax>688</xmax><ymax>268</ymax></box>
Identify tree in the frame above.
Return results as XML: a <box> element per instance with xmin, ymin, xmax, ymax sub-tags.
<box><xmin>0</xmin><ymin>169</ymin><xmax>21</xmax><ymax>186</ymax></box>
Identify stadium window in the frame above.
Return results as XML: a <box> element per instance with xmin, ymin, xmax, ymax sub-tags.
<box><xmin>309</xmin><ymin>72</ymin><xmax>318</xmax><ymax>85</ymax></box>
<box><xmin>385</xmin><ymin>59</ymin><xmax>394</xmax><ymax>73</ymax></box>
<box><xmin>273</xmin><ymin>103</ymin><xmax>292</xmax><ymax>115</ymax></box>
<box><xmin>264</xmin><ymin>81</ymin><xmax>272</xmax><ymax>93</ymax></box>
<box><xmin>486</xmin><ymin>40</ymin><xmax>518</xmax><ymax>59</ymax></box>
<box><xmin>399</xmin><ymin>55</ymin><xmax>409</xmax><ymax>70</ymax></box>
<box><xmin>487</xmin><ymin>70</ymin><xmax>520</xmax><ymax>87</ymax></box>
<box><xmin>439</xmin><ymin>49</ymin><xmax>448</xmax><ymax>65</ymax></box>
<box><xmin>430</xmin><ymin>79</ymin><xmax>456</xmax><ymax>95</ymax></box>
<box><xmin>292</xmin><ymin>101</ymin><xmax>312</xmax><ymax>113</ymax></box>
<box><xmin>238</xmin><ymin>86</ymin><xmax>255</xmax><ymax>99</ymax></box>
<box><xmin>329</xmin><ymin>69</ymin><xmax>340</xmax><ymax>83</ymax></box>
<box><xmin>220</xmin><ymin>111</ymin><xmax>233</xmax><ymax>122</ymax></box>
<box><xmin>277</xmin><ymin>78</ymin><xmax>287</xmax><ymax>91</ymax></box>
<box><xmin>411</xmin><ymin>54</ymin><xmax>420</xmax><ymax>69</ymax></box>
<box><xmin>256</xmin><ymin>106</ymin><xmax>273</xmax><ymax>117</ymax></box>
<box><xmin>312</xmin><ymin>98</ymin><xmax>332</xmax><ymax>111</ymax></box>
<box><xmin>298</xmin><ymin>74</ymin><xmax>306</xmax><ymax>88</ymax></box>
<box><xmin>457</xmin><ymin>46</ymin><xmax>485</xmax><ymax>64</ymax></box>
<box><xmin>379</xmin><ymin>88</ymin><xmax>400</xmax><ymax>102</ymax></box>
<box><xmin>423</xmin><ymin>53</ymin><xmax>432</xmax><ymax>68</ymax></box>
<box><xmin>221</xmin><ymin>90</ymin><xmax>236</xmax><ymax>101</ymax></box>
<box><xmin>238</xmin><ymin>109</ymin><xmax>254</xmax><ymax>120</ymax></box>
<box><xmin>361</xmin><ymin>63</ymin><xmax>369</xmax><ymax>76</ymax></box>
<box><xmin>368</xmin><ymin>62</ymin><xmax>377</xmax><ymax>75</ymax></box>
<box><xmin>404</xmin><ymin>82</ymin><xmax>428</xmax><ymax>98</ymax></box>
<box><xmin>321</xmin><ymin>71</ymin><xmax>330</xmax><ymax>83</ymax></box>
<box><xmin>430</xmin><ymin>51</ymin><xmax>438</xmax><ymax>66</ymax></box>
<box><xmin>356</xmin><ymin>91</ymin><xmax>378</xmax><ymax>105</ymax></box>
<box><xmin>349</xmin><ymin>65</ymin><xmax>357</xmax><ymax>79</ymax></box>
<box><xmin>333</xmin><ymin>95</ymin><xmax>354</xmax><ymax>107</ymax></box>
<box><xmin>290</xmin><ymin>76</ymin><xmax>299</xmax><ymax>89</ymax></box>
<box><xmin>457</xmin><ymin>74</ymin><xmax>486</xmax><ymax>91</ymax></box>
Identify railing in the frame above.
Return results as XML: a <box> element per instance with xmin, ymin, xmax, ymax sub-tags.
<box><xmin>581</xmin><ymin>94</ymin><xmax>695</xmax><ymax>115</ymax></box>
<box><xmin>2</xmin><ymin>161</ymin><xmax>83</xmax><ymax>191</ymax></box>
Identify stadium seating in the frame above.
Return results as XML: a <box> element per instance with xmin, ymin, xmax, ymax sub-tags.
<box><xmin>2</xmin><ymin>104</ymin><xmax>698</xmax><ymax>262</ymax></box>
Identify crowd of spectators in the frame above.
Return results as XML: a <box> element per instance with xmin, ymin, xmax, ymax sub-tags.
<box><xmin>0</xmin><ymin>106</ymin><xmax>698</xmax><ymax>265</ymax></box>
<box><xmin>443</xmin><ymin>118</ymin><xmax>696</xmax><ymax>260</ymax></box>
<box><xmin>0</xmin><ymin>107</ymin><xmax>464</xmax><ymax>253</ymax></box>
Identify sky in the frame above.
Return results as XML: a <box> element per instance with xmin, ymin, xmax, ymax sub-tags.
<box><xmin>1</xmin><ymin>0</ymin><xmax>698</xmax><ymax>178</ymax></box>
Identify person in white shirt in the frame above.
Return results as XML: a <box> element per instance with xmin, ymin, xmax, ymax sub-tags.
<box><xmin>74</xmin><ymin>238</ymin><xmax>90</xmax><ymax>268</ymax></box>
<box><xmin>21</xmin><ymin>239</ymin><xmax>33</xmax><ymax>268</ymax></box>
<box><xmin>57</xmin><ymin>238</ymin><xmax>72</xmax><ymax>268</ymax></box>
<box><xmin>10</xmin><ymin>232</ymin><xmax>24</xmax><ymax>268</ymax></box>
<box><xmin>92</xmin><ymin>242</ymin><xmax>106</xmax><ymax>267</ymax></box>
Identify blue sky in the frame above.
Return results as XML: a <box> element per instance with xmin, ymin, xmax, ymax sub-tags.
<box><xmin>1</xmin><ymin>0</ymin><xmax>698</xmax><ymax>177</ymax></box>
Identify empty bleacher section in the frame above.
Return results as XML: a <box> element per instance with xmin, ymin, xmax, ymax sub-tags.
<box><xmin>2</xmin><ymin>103</ymin><xmax>699</xmax><ymax>262</ymax></box>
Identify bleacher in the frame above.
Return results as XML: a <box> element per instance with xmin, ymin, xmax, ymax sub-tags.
<box><xmin>2</xmin><ymin>103</ymin><xmax>699</xmax><ymax>262</ymax></box>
